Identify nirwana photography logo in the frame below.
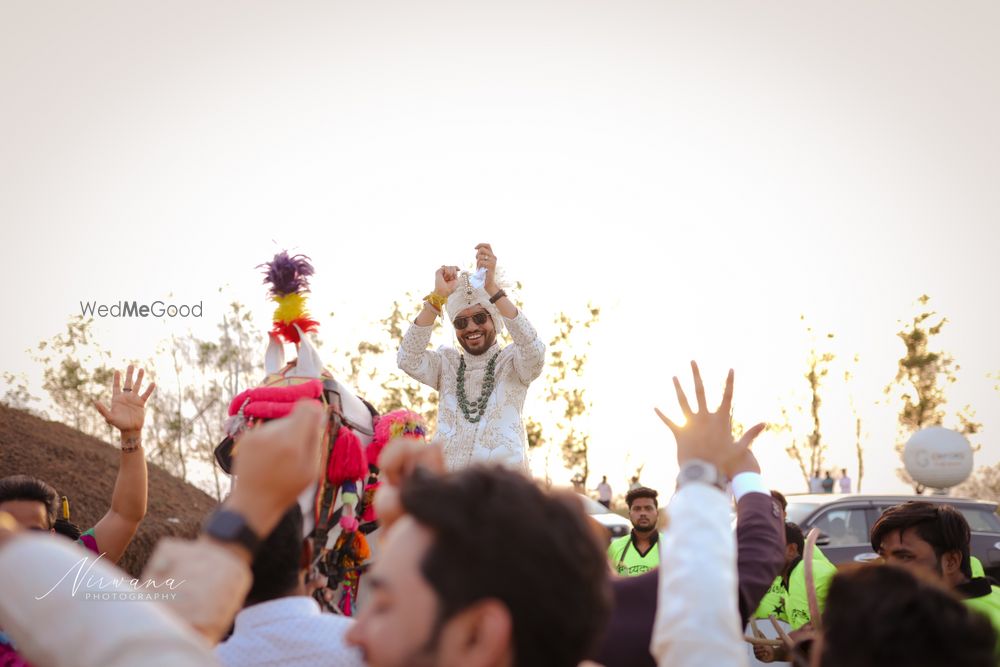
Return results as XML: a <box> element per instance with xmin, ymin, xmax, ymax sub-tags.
<box><xmin>36</xmin><ymin>553</ymin><xmax>186</xmax><ymax>602</ymax></box>
<box><xmin>80</xmin><ymin>300</ymin><xmax>203</xmax><ymax>318</ymax></box>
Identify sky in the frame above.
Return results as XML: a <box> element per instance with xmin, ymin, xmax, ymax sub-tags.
<box><xmin>2</xmin><ymin>0</ymin><xmax>998</xmax><ymax>499</ymax></box>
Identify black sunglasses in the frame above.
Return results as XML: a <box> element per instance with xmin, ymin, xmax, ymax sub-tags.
<box><xmin>453</xmin><ymin>312</ymin><xmax>490</xmax><ymax>330</ymax></box>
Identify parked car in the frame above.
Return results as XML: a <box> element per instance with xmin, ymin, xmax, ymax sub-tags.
<box><xmin>785</xmin><ymin>494</ymin><xmax>1000</xmax><ymax>579</ymax></box>
<box><xmin>578</xmin><ymin>494</ymin><xmax>632</xmax><ymax>540</ymax></box>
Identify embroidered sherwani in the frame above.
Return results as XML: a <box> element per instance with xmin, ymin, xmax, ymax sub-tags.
<box><xmin>397</xmin><ymin>311</ymin><xmax>545</xmax><ymax>471</ymax></box>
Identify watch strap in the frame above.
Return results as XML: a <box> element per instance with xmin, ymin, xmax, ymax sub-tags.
<box><xmin>203</xmin><ymin>509</ymin><xmax>261</xmax><ymax>555</ymax></box>
<box><xmin>677</xmin><ymin>459</ymin><xmax>728</xmax><ymax>492</ymax></box>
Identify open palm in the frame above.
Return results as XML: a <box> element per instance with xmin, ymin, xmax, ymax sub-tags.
<box><xmin>93</xmin><ymin>365</ymin><xmax>155</xmax><ymax>433</ymax></box>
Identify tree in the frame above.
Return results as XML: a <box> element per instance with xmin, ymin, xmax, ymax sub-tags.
<box><xmin>954</xmin><ymin>463</ymin><xmax>1000</xmax><ymax>504</ymax></box>
<box><xmin>375</xmin><ymin>299</ymin><xmax>438</xmax><ymax>428</ymax></box>
<box><xmin>844</xmin><ymin>355</ymin><xmax>866</xmax><ymax>493</ymax></box>
<box><xmin>320</xmin><ymin>297</ymin><xmax>439</xmax><ymax>430</ymax></box>
<box><xmin>1</xmin><ymin>371</ymin><xmax>39</xmax><ymax>413</ymax></box>
<box><xmin>544</xmin><ymin>304</ymin><xmax>601</xmax><ymax>488</ymax></box>
<box><xmin>782</xmin><ymin>318</ymin><xmax>835</xmax><ymax>490</ymax></box>
<box><xmin>886</xmin><ymin>295</ymin><xmax>981</xmax><ymax>491</ymax></box>
<box><xmin>139</xmin><ymin>301</ymin><xmax>264</xmax><ymax>496</ymax></box>
<box><xmin>31</xmin><ymin>316</ymin><xmax>116</xmax><ymax>441</ymax></box>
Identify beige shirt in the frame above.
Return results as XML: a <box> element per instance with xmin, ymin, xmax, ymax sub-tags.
<box><xmin>397</xmin><ymin>310</ymin><xmax>545</xmax><ymax>471</ymax></box>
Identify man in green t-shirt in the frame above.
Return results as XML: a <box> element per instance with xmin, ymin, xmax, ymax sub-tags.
<box><xmin>607</xmin><ymin>487</ymin><xmax>660</xmax><ymax>576</ymax></box>
<box><xmin>754</xmin><ymin>521</ymin><xmax>837</xmax><ymax>630</ymax></box>
<box><xmin>871</xmin><ymin>501</ymin><xmax>1000</xmax><ymax>651</ymax></box>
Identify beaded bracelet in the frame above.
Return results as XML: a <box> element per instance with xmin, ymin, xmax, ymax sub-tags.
<box><xmin>120</xmin><ymin>433</ymin><xmax>142</xmax><ymax>453</ymax></box>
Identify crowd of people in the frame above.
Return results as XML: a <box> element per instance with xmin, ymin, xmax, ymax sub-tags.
<box><xmin>1</xmin><ymin>244</ymin><xmax>999</xmax><ymax>667</ymax></box>
<box><xmin>808</xmin><ymin>470</ymin><xmax>852</xmax><ymax>495</ymax></box>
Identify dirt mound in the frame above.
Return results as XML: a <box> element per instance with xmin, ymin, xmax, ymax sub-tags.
<box><xmin>0</xmin><ymin>404</ymin><xmax>218</xmax><ymax>575</ymax></box>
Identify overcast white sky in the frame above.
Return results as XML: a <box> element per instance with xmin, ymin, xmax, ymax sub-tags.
<box><xmin>2</xmin><ymin>0</ymin><xmax>998</xmax><ymax>497</ymax></box>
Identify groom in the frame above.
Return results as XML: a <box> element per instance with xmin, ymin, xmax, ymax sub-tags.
<box><xmin>397</xmin><ymin>243</ymin><xmax>545</xmax><ymax>471</ymax></box>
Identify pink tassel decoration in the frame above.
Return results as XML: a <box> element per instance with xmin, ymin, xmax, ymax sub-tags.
<box><xmin>327</xmin><ymin>426</ymin><xmax>368</xmax><ymax>486</ymax></box>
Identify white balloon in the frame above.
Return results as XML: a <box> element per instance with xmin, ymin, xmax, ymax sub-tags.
<box><xmin>903</xmin><ymin>427</ymin><xmax>974</xmax><ymax>489</ymax></box>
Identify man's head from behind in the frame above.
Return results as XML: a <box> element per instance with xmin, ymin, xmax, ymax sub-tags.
<box><xmin>816</xmin><ymin>564</ymin><xmax>996</xmax><ymax>667</ymax></box>
<box><xmin>785</xmin><ymin>521</ymin><xmax>805</xmax><ymax>565</ymax></box>
<box><xmin>347</xmin><ymin>466</ymin><xmax>612</xmax><ymax>667</ymax></box>
<box><xmin>771</xmin><ymin>490</ymin><xmax>788</xmax><ymax>523</ymax></box>
<box><xmin>0</xmin><ymin>475</ymin><xmax>58</xmax><ymax>531</ymax></box>
<box><xmin>625</xmin><ymin>486</ymin><xmax>658</xmax><ymax>533</ymax></box>
<box><xmin>245</xmin><ymin>503</ymin><xmax>308</xmax><ymax>606</ymax></box>
<box><xmin>870</xmin><ymin>501</ymin><xmax>971</xmax><ymax>586</ymax></box>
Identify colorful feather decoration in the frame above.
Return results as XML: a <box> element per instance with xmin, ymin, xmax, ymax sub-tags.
<box><xmin>260</xmin><ymin>251</ymin><xmax>319</xmax><ymax>343</ymax></box>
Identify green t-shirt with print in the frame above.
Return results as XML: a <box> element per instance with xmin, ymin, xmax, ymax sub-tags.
<box><xmin>607</xmin><ymin>532</ymin><xmax>660</xmax><ymax>577</ymax></box>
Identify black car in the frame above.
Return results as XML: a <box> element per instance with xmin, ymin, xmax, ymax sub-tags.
<box><xmin>785</xmin><ymin>493</ymin><xmax>1000</xmax><ymax>579</ymax></box>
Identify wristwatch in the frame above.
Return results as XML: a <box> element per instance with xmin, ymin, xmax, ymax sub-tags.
<box><xmin>202</xmin><ymin>509</ymin><xmax>261</xmax><ymax>555</ymax></box>
<box><xmin>677</xmin><ymin>459</ymin><xmax>728</xmax><ymax>492</ymax></box>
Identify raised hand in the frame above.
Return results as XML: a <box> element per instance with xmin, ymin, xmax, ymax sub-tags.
<box><xmin>93</xmin><ymin>365</ymin><xmax>156</xmax><ymax>434</ymax></box>
<box><xmin>434</xmin><ymin>265</ymin><xmax>460</xmax><ymax>296</ymax></box>
<box><xmin>654</xmin><ymin>361</ymin><xmax>765</xmax><ymax>471</ymax></box>
<box><xmin>726</xmin><ymin>426</ymin><xmax>768</xmax><ymax>479</ymax></box>
<box><xmin>475</xmin><ymin>243</ymin><xmax>498</xmax><ymax>292</ymax></box>
<box><xmin>373</xmin><ymin>436</ymin><xmax>445</xmax><ymax>529</ymax></box>
<box><xmin>229</xmin><ymin>400</ymin><xmax>326</xmax><ymax>539</ymax></box>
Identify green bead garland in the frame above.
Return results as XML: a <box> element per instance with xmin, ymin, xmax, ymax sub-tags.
<box><xmin>457</xmin><ymin>351</ymin><xmax>501</xmax><ymax>423</ymax></box>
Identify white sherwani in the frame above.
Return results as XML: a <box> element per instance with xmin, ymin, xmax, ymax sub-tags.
<box><xmin>397</xmin><ymin>311</ymin><xmax>545</xmax><ymax>471</ymax></box>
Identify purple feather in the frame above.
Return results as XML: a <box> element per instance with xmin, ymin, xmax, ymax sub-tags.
<box><xmin>259</xmin><ymin>251</ymin><xmax>315</xmax><ymax>296</ymax></box>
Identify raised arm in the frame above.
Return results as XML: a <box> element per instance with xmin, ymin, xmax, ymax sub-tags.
<box><xmin>397</xmin><ymin>265</ymin><xmax>460</xmax><ymax>389</ymax></box>
<box><xmin>0</xmin><ymin>401</ymin><xmax>326</xmax><ymax>664</ymax></box>
<box><xmin>91</xmin><ymin>364</ymin><xmax>155</xmax><ymax>564</ymax></box>
<box><xmin>477</xmin><ymin>243</ymin><xmax>545</xmax><ymax>384</ymax></box>
<box><xmin>651</xmin><ymin>362</ymin><xmax>762</xmax><ymax>667</ymax></box>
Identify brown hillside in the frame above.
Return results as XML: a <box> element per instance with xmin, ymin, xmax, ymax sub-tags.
<box><xmin>0</xmin><ymin>404</ymin><xmax>218</xmax><ymax>576</ymax></box>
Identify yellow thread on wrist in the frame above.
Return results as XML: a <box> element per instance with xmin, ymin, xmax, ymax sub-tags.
<box><xmin>423</xmin><ymin>292</ymin><xmax>447</xmax><ymax>311</ymax></box>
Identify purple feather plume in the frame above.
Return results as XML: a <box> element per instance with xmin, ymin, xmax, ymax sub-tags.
<box><xmin>259</xmin><ymin>251</ymin><xmax>315</xmax><ymax>296</ymax></box>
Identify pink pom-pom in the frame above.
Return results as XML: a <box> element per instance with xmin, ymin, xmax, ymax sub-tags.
<box><xmin>366</xmin><ymin>409</ymin><xmax>428</xmax><ymax>468</ymax></box>
<box><xmin>327</xmin><ymin>426</ymin><xmax>368</xmax><ymax>486</ymax></box>
<box><xmin>339</xmin><ymin>515</ymin><xmax>360</xmax><ymax>532</ymax></box>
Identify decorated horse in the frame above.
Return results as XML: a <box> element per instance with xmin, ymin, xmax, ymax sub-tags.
<box><xmin>214</xmin><ymin>251</ymin><xmax>426</xmax><ymax>615</ymax></box>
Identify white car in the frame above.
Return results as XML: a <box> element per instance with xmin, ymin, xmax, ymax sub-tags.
<box><xmin>578</xmin><ymin>494</ymin><xmax>632</xmax><ymax>540</ymax></box>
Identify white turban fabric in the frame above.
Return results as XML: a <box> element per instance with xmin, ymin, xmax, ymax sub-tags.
<box><xmin>445</xmin><ymin>270</ymin><xmax>506</xmax><ymax>335</ymax></box>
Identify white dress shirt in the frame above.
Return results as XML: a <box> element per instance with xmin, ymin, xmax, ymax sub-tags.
<box><xmin>651</xmin><ymin>481</ymin><xmax>748</xmax><ymax>667</ymax></box>
<box><xmin>215</xmin><ymin>596</ymin><xmax>364</xmax><ymax>667</ymax></box>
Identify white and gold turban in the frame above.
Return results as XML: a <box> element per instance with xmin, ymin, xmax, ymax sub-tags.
<box><xmin>445</xmin><ymin>269</ymin><xmax>506</xmax><ymax>335</ymax></box>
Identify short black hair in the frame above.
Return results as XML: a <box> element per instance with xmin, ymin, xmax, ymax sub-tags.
<box><xmin>401</xmin><ymin>466</ymin><xmax>612</xmax><ymax>667</ymax></box>
<box><xmin>625</xmin><ymin>486</ymin><xmax>658</xmax><ymax>509</ymax></box>
<box><xmin>0</xmin><ymin>475</ymin><xmax>59</xmax><ymax>529</ymax></box>
<box><xmin>244</xmin><ymin>504</ymin><xmax>305</xmax><ymax>606</ymax></box>
<box><xmin>820</xmin><ymin>565</ymin><xmax>996</xmax><ymax>667</ymax></box>
<box><xmin>870</xmin><ymin>501</ymin><xmax>972</xmax><ymax>578</ymax></box>
<box><xmin>785</xmin><ymin>521</ymin><xmax>805</xmax><ymax>557</ymax></box>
